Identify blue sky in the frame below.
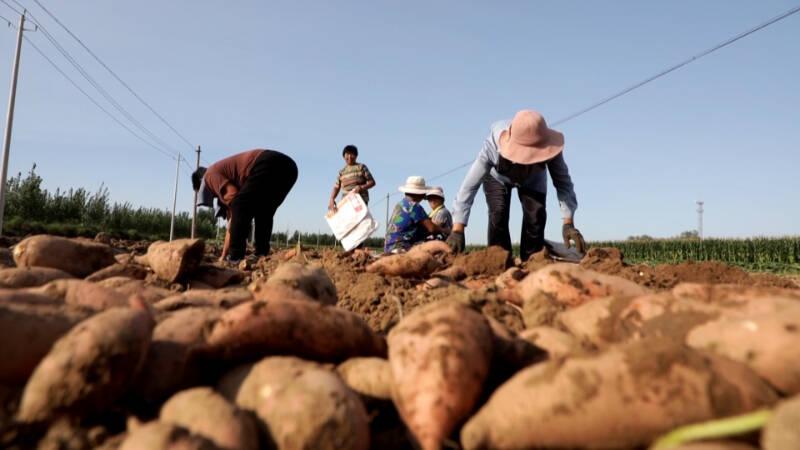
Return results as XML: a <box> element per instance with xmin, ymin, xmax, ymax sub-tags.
<box><xmin>0</xmin><ymin>0</ymin><xmax>797</xmax><ymax>244</ymax></box>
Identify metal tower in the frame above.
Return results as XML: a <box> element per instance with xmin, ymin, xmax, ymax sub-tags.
<box><xmin>696</xmin><ymin>201</ymin><xmax>704</xmax><ymax>240</ymax></box>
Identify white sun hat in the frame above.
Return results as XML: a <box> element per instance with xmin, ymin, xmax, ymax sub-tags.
<box><xmin>426</xmin><ymin>186</ymin><xmax>445</xmax><ymax>199</ymax></box>
<box><xmin>398</xmin><ymin>176</ymin><xmax>432</xmax><ymax>195</ymax></box>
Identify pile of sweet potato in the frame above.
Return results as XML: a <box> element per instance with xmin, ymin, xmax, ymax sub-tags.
<box><xmin>2</xmin><ymin>235</ymin><xmax>800</xmax><ymax>450</ymax></box>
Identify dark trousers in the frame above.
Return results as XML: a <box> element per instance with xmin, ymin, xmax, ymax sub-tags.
<box><xmin>482</xmin><ymin>175</ymin><xmax>546</xmax><ymax>262</ymax></box>
<box><xmin>228</xmin><ymin>151</ymin><xmax>298</xmax><ymax>260</ymax></box>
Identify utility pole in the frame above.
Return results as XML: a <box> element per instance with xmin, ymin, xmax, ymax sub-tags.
<box><xmin>696</xmin><ymin>200</ymin><xmax>704</xmax><ymax>240</ymax></box>
<box><xmin>384</xmin><ymin>192</ymin><xmax>390</xmax><ymax>237</ymax></box>
<box><xmin>0</xmin><ymin>13</ymin><xmax>26</xmax><ymax>236</ymax></box>
<box><xmin>191</xmin><ymin>145</ymin><xmax>200</xmax><ymax>238</ymax></box>
<box><xmin>169</xmin><ymin>154</ymin><xmax>181</xmax><ymax>241</ymax></box>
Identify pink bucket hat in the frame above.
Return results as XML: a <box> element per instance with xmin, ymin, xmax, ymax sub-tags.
<box><xmin>498</xmin><ymin>110</ymin><xmax>564</xmax><ymax>165</ymax></box>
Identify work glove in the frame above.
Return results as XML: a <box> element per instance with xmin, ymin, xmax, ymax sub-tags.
<box><xmin>562</xmin><ymin>223</ymin><xmax>586</xmax><ymax>254</ymax></box>
<box><xmin>446</xmin><ymin>230</ymin><xmax>465</xmax><ymax>254</ymax></box>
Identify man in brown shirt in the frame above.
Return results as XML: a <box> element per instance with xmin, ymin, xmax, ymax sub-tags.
<box><xmin>193</xmin><ymin>149</ymin><xmax>297</xmax><ymax>262</ymax></box>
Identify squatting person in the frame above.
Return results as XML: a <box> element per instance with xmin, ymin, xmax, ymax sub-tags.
<box><xmin>384</xmin><ymin>176</ymin><xmax>443</xmax><ymax>253</ymax></box>
<box><xmin>447</xmin><ymin>109</ymin><xmax>586</xmax><ymax>261</ymax></box>
<box><xmin>426</xmin><ymin>186</ymin><xmax>453</xmax><ymax>239</ymax></box>
<box><xmin>193</xmin><ymin>149</ymin><xmax>297</xmax><ymax>262</ymax></box>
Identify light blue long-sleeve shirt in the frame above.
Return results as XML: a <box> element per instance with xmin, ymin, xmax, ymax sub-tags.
<box><xmin>451</xmin><ymin>120</ymin><xmax>578</xmax><ymax>226</ymax></box>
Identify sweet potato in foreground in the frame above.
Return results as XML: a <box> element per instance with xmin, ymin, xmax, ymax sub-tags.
<box><xmin>155</xmin><ymin>288</ymin><xmax>252</xmax><ymax>313</ymax></box>
<box><xmin>388</xmin><ymin>301</ymin><xmax>493</xmax><ymax>450</ymax></box>
<box><xmin>16</xmin><ymin>299</ymin><xmax>155</xmax><ymax>422</ymax></box>
<box><xmin>136</xmin><ymin>239</ymin><xmax>205</xmax><ymax>283</ymax></box>
<box><xmin>367</xmin><ymin>240</ymin><xmax>451</xmax><ymax>278</ymax></box>
<box><xmin>687</xmin><ymin>306</ymin><xmax>800</xmax><ymax>394</ymax></box>
<box><xmin>120</xmin><ymin>421</ymin><xmax>220</xmax><ymax>450</ymax></box>
<box><xmin>27</xmin><ymin>279</ymin><xmax>128</xmax><ymax>310</ymax></box>
<box><xmin>257</xmin><ymin>261</ymin><xmax>337</xmax><ymax>305</ymax></box>
<box><xmin>12</xmin><ymin>235</ymin><xmax>116</xmax><ymax>278</ymax></box>
<box><xmin>762</xmin><ymin>395</ymin><xmax>800</xmax><ymax>450</ymax></box>
<box><xmin>134</xmin><ymin>307</ymin><xmax>222</xmax><ymax>402</ymax></box>
<box><xmin>336</xmin><ymin>357</ymin><xmax>392</xmax><ymax>401</ymax></box>
<box><xmin>517</xmin><ymin>262</ymin><xmax>649</xmax><ymax>307</ymax></box>
<box><xmin>0</xmin><ymin>292</ymin><xmax>91</xmax><ymax>385</ymax></box>
<box><xmin>218</xmin><ymin>356</ymin><xmax>369</xmax><ymax>450</ymax></box>
<box><xmin>461</xmin><ymin>338</ymin><xmax>777</xmax><ymax>450</ymax></box>
<box><xmin>160</xmin><ymin>387</ymin><xmax>258</xmax><ymax>450</ymax></box>
<box><xmin>0</xmin><ymin>266</ymin><xmax>74</xmax><ymax>288</ymax></box>
<box><xmin>204</xmin><ymin>298</ymin><xmax>386</xmax><ymax>364</ymax></box>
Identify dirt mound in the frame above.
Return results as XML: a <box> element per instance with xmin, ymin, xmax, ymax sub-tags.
<box><xmin>580</xmin><ymin>247</ymin><xmax>797</xmax><ymax>290</ymax></box>
<box><xmin>453</xmin><ymin>246</ymin><xmax>510</xmax><ymax>277</ymax></box>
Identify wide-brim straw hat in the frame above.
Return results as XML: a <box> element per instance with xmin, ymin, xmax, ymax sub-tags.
<box><xmin>499</xmin><ymin>110</ymin><xmax>564</xmax><ymax>165</ymax></box>
<box><xmin>398</xmin><ymin>176</ymin><xmax>432</xmax><ymax>195</ymax></box>
<box><xmin>426</xmin><ymin>186</ymin><xmax>445</xmax><ymax>199</ymax></box>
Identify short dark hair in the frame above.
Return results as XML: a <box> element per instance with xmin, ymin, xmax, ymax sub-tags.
<box><xmin>191</xmin><ymin>167</ymin><xmax>207</xmax><ymax>191</ymax></box>
<box><xmin>342</xmin><ymin>145</ymin><xmax>358</xmax><ymax>157</ymax></box>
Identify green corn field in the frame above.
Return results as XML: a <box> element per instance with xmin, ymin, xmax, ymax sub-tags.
<box><xmin>590</xmin><ymin>237</ymin><xmax>800</xmax><ymax>273</ymax></box>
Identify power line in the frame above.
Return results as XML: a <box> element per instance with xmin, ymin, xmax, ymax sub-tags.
<box><xmin>23</xmin><ymin>36</ymin><xmax>177</xmax><ymax>160</ymax></box>
<box><xmin>550</xmin><ymin>4</ymin><xmax>800</xmax><ymax>127</ymax></box>
<box><xmin>0</xmin><ymin>0</ymin><xmax>23</xmax><ymax>16</ymax></box>
<box><xmin>0</xmin><ymin>13</ymin><xmax>13</xmax><ymax>26</ymax></box>
<box><xmin>29</xmin><ymin>21</ymin><xmax>183</xmax><ymax>158</ymax></box>
<box><xmin>424</xmin><ymin>3</ymin><xmax>800</xmax><ymax>183</ymax></box>
<box><xmin>27</xmin><ymin>0</ymin><xmax>197</xmax><ymax>153</ymax></box>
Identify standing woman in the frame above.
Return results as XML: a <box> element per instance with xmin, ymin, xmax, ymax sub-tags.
<box><xmin>328</xmin><ymin>145</ymin><xmax>376</xmax><ymax>211</ymax></box>
<box><xmin>194</xmin><ymin>149</ymin><xmax>297</xmax><ymax>262</ymax></box>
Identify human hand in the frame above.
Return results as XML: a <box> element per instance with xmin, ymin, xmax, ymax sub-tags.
<box><xmin>328</xmin><ymin>199</ymin><xmax>338</xmax><ymax>212</ymax></box>
<box><xmin>446</xmin><ymin>230</ymin><xmax>465</xmax><ymax>253</ymax></box>
<box><xmin>562</xmin><ymin>222</ymin><xmax>586</xmax><ymax>253</ymax></box>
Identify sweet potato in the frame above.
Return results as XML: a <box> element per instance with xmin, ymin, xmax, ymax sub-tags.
<box><xmin>762</xmin><ymin>395</ymin><xmax>800</xmax><ymax>450</ymax></box>
<box><xmin>518</xmin><ymin>326</ymin><xmax>579</xmax><ymax>358</ymax></box>
<box><xmin>0</xmin><ymin>266</ymin><xmax>74</xmax><ymax>288</ymax></box>
<box><xmin>136</xmin><ymin>239</ymin><xmax>205</xmax><ymax>283</ymax></box>
<box><xmin>160</xmin><ymin>387</ymin><xmax>258</xmax><ymax>450</ymax></box>
<box><xmin>254</xmin><ymin>262</ymin><xmax>337</xmax><ymax>305</ymax></box>
<box><xmin>27</xmin><ymin>279</ymin><xmax>128</xmax><ymax>310</ymax></box>
<box><xmin>155</xmin><ymin>288</ymin><xmax>252</xmax><ymax>313</ymax></box>
<box><xmin>16</xmin><ymin>298</ymin><xmax>155</xmax><ymax>422</ymax></box>
<box><xmin>98</xmin><ymin>277</ymin><xmax>173</xmax><ymax>304</ymax></box>
<box><xmin>460</xmin><ymin>338</ymin><xmax>777</xmax><ymax>450</ymax></box>
<box><xmin>134</xmin><ymin>307</ymin><xmax>222</xmax><ymax>402</ymax></box>
<box><xmin>218</xmin><ymin>356</ymin><xmax>368</xmax><ymax>450</ymax></box>
<box><xmin>486</xmin><ymin>316</ymin><xmax>546</xmax><ymax>372</ymax></box>
<box><xmin>388</xmin><ymin>301</ymin><xmax>493</xmax><ymax>450</ymax></box>
<box><xmin>494</xmin><ymin>267</ymin><xmax>527</xmax><ymax>290</ymax></box>
<box><xmin>0</xmin><ymin>291</ymin><xmax>91</xmax><ymax>384</ymax></box>
<box><xmin>85</xmin><ymin>262</ymin><xmax>149</xmax><ymax>282</ymax></box>
<box><xmin>516</xmin><ymin>263</ymin><xmax>649</xmax><ymax>308</ymax></box>
<box><xmin>187</xmin><ymin>264</ymin><xmax>244</xmax><ymax>289</ymax></box>
<box><xmin>687</xmin><ymin>307</ymin><xmax>800</xmax><ymax>394</ymax></box>
<box><xmin>336</xmin><ymin>357</ymin><xmax>392</xmax><ymax>401</ymax></box>
<box><xmin>12</xmin><ymin>235</ymin><xmax>116</xmax><ymax>278</ymax></box>
<box><xmin>120</xmin><ymin>421</ymin><xmax>219</xmax><ymax>450</ymax></box>
<box><xmin>669</xmin><ymin>443</ymin><xmax>758</xmax><ymax>450</ymax></box>
<box><xmin>367</xmin><ymin>240</ymin><xmax>451</xmax><ymax>278</ymax></box>
<box><xmin>203</xmin><ymin>298</ymin><xmax>386</xmax><ymax>364</ymax></box>
<box><xmin>249</xmin><ymin>280</ymin><xmax>324</xmax><ymax>305</ymax></box>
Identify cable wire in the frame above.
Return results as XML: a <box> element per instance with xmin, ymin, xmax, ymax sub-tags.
<box><xmin>424</xmin><ymin>4</ymin><xmax>800</xmax><ymax>183</ymax></box>
<box><xmin>0</xmin><ymin>12</ymin><xmax>13</xmax><ymax>26</ymax></box>
<box><xmin>31</xmin><ymin>21</ymin><xmax>183</xmax><ymax>157</ymax></box>
<box><xmin>0</xmin><ymin>0</ymin><xmax>23</xmax><ymax>16</ymax></box>
<box><xmin>24</xmin><ymin>36</ymin><xmax>177</xmax><ymax>160</ymax></box>
<box><xmin>28</xmin><ymin>0</ymin><xmax>197</xmax><ymax>152</ymax></box>
<box><xmin>550</xmin><ymin>4</ymin><xmax>800</xmax><ymax>127</ymax></box>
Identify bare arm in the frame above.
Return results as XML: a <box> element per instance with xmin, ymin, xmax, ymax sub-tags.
<box><xmin>421</xmin><ymin>218</ymin><xmax>443</xmax><ymax>235</ymax></box>
<box><xmin>328</xmin><ymin>186</ymin><xmax>340</xmax><ymax>211</ymax></box>
<box><xmin>220</xmin><ymin>210</ymin><xmax>233</xmax><ymax>261</ymax></box>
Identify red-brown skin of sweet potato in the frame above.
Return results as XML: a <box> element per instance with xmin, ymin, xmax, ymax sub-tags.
<box><xmin>0</xmin><ymin>267</ymin><xmax>74</xmax><ymax>288</ymax></box>
<box><xmin>12</xmin><ymin>235</ymin><xmax>116</xmax><ymax>278</ymax></box>
<box><xmin>460</xmin><ymin>338</ymin><xmax>777</xmax><ymax>450</ymax></box>
<box><xmin>388</xmin><ymin>301</ymin><xmax>493</xmax><ymax>450</ymax></box>
<box><xmin>204</xmin><ymin>299</ymin><xmax>386</xmax><ymax>364</ymax></box>
<box><xmin>0</xmin><ymin>291</ymin><xmax>91</xmax><ymax>385</ymax></box>
<box><xmin>16</xmin><ymin>303</ymin><xmax>155</xmax><ymax>422</ymax></box>
<box><xmin>27</xmin><ymin>279</ymin><xmax>129</xmax><ymax>310</ymax></box>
